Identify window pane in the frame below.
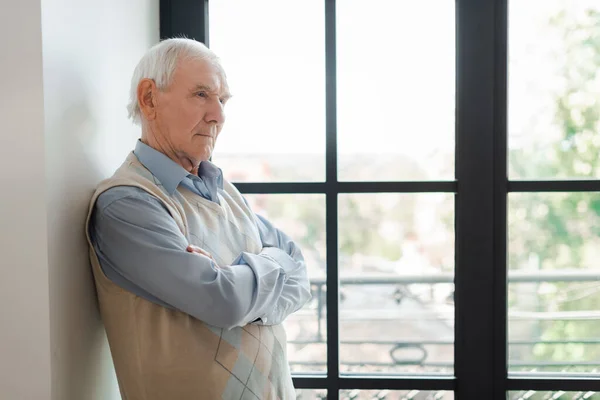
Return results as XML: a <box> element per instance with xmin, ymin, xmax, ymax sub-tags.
<box><xmin>244</xmin><ymin>194</ymin><xmax>326</xmax><ymax>373</ymax></box>
<box><xmin>508</xmin><ymin>391</ymin><xmax>600</xmax><ymax>400</ymax></box>
<box><xmin>508</xmin><ymin>192</ymin><xmax>600</xmax><ymax>373</ymax></box>
<box><xmin>337</xmin><ymin>0</ymin><xmax>455</xmax><ymax>181</ymax></box>
<box><xmin>338</xmin><ymin>194</ymin><xmax>454</xmax><ymax>374</ymax></box>
<box><xmin>296</xmin><ymin>389</ymin><xmax>328</xmax><ymax>400</ymax></box>
<box><xmin>340</xmin><ymin>390</ymin><xmax>454</xmax><ymax>400</ymax></box>
<box><xmin>508</xmin><ymin>0</ymin><xmax>600</xmax><ymax>179</ymax></box>
<box><xmin>210</xmin><ymin>0</ymin><xmax>325</xmax><ymax>182</ymax></box>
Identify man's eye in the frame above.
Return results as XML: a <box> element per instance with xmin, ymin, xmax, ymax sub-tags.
<box><xmin>197</xmin><ymin>92</ymin><xmax>208</xmax><ymax>98</ymax></box>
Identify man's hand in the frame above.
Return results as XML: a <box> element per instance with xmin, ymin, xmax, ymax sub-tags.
<box><xmin>186</xmin><ymin>244</ymin><xmax>214</xmax><ymax>261</ymax></box>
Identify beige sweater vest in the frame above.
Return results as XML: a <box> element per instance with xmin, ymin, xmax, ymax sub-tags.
<box><xmin>85</xmin><ymin>152</ymin><xmax>295</xmax><ymax>400</ymax></box>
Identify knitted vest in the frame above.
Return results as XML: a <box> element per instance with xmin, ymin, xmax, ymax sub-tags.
<box><xmin>85</xmin><ymin>152</ymin><xmax>295</xmax><ymax>400</ymax></box>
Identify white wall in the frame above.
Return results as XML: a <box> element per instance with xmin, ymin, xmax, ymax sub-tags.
<box><xmin>0</xmin><ymin>1</ymin><xmax>159</xmax><ymax>399</ymax></box>
<box><xmin>0</xmin><ymin>1</ymin><xmax>51</xmax><ymax>399</ymax></box>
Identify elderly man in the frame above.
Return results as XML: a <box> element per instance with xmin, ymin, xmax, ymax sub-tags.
<box><xmin>86</xmin><ymin>38</ymin><xmax>311</xmax><ymax>400</ymax></box>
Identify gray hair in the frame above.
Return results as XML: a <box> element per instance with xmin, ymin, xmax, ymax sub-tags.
<box><xmin>126</xmin><ymin>38</ymin><xmax>226</xmax><ymax>124</ymax></box>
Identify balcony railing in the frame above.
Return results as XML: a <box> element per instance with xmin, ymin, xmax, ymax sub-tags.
<box><xmin>289</xmin><ymin>270</ymin><xmax>600</xmax><ymax>372</ymax></box>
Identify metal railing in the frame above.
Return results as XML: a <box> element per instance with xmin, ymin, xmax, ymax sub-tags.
<box><xmin>289</xmin><ymin>270</ymin><xmax>600</xmax><ymax>371</ymax></box>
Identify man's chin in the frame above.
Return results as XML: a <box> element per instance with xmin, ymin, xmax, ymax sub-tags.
<box><xmin>197</xmin><ymin>149</ymin><xmax>214</xmax><ymax>163</ymax></box>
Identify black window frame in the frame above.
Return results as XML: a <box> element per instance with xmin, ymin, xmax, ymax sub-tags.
<box><xmin>159</xmin><ymin>0</ymin><xmax>600</xmax><ymax>398</ymax></box>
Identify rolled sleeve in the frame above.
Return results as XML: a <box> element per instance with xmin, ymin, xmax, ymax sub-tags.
<box><xmin>244</xmin><ymin>213</ymin><xmax>312</xmax><ymax>325</ymax></box>
<box><xmin>258</xmin><ymin>247</ymin><xmax>301</xmax><ymax>275</ymax></box>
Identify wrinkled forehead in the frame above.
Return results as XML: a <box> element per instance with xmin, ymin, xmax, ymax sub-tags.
<box><xmin>175</xmin><ymin>56</ymin><xmax>230</xmax><ymax>97</ymax></box>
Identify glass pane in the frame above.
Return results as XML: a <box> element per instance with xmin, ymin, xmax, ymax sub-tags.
<box><xmin>338</xmin><ymin>194</ymin><xmax>455</xmax><ymax>374</ymax></box>
<box><xmin>340</xmin><ymin>390</ymin><xmax>454</xmax><ymax>400</ymax></box>
<box><xmin>508</xmin><ymin>391</ymin><xmax>600</xmax><ymax>400</ymax></box>
<box><xmin>245</xmin><ymin>194</ymin><xmax>326</xmax><ymax>373</ymax></box>
<box><xmin>209</xmin><ymin>0</ymin><xmax>325</xmax><ymax>182</ymax></box>
<box><xmin>296</xmin><ymin>389</ymin><xmax>328</xmax><ymax>400</ymax></box>
<box><xmin>508</xmin><ymin>0</ymin><xmax>600</xmax><ymax>179</ymax></box>
<box><xmin>337</xmin><ymin>0</ymin><xmax>455</xmax><ymax>181</ymax></box>
<box><xmin>508</xmin><ymin>192</ymin><xmax>600</xmax><ymax>373</ymax></box>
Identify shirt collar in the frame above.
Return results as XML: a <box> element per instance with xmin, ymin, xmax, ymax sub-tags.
<box><xmin>134</xmin><ymin>140</ymin><xmax>223</xmax><ymax>195</ymax></box>
<box><xmin>199</xmin><ymin>159</ymin><xmax>224</xmax><ymax>189</ymax></box>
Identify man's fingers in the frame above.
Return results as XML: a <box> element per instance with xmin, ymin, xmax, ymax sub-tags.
<box><xmin>186</xmin><ymin>245</ymin><xmax>214</xmax><ymax>259</ymax></box>
<box><xmin>187</xmin><ymin>244</ymin><xmax>206</xmax><ymax>254</ymax></box>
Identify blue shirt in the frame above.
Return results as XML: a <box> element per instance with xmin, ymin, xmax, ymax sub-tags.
<box><xmin>88</xmin><ymin>140</ymin><xmax>311</xmax><ymax>329</ymax></box>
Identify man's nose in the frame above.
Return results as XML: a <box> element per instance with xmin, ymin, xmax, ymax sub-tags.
<box><xmin>205</xmin><ymin>99</ymin><xmax>225</xmax><ymax>125</ymax></box>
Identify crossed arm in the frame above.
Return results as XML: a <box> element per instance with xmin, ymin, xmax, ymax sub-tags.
<box><xmin>90</xmin><ymin>186</ymin><xmax>311</xmax><ymax>330</ymax></box>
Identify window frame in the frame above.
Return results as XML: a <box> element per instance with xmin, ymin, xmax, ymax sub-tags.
<box><xmin>159</xmin><ymin>0</ymin><xmax>600</xmax><ymax>398</ymax></box>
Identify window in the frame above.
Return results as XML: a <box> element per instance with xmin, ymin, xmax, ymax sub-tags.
<box><xmin>160</xmin><ymin>0</ymin><xmax>600</xmax><ymax>398</ymax></box>
<box><xmin>507</xmin><ymin>0</ymin><xmax>600</xmax><ymax>383</ymax></box>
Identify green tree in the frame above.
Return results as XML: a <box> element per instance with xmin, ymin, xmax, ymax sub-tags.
<box><xmin>509</xmin><ymin>7</ymin><xmax>600</xmax><ymax>371</ymax></box>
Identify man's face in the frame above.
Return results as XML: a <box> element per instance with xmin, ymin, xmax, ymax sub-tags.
<box><xmin>153</xmin><ymin>57</ymin><xmax>229</xmax><ymax>171</ymax></box>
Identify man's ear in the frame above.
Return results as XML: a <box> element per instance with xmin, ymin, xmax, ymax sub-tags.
<box><xmin>137</xmin><ymin>78</ymin><xmax>158</xmax><ymax>121</ymax></box>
